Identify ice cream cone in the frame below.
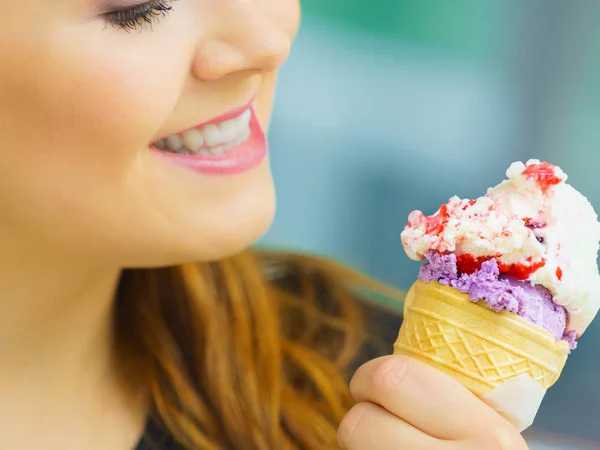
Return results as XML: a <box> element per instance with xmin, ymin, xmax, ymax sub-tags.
<box><xmin>394</xmin><ymin>280</ymin><xmax>570</xmax><ymax>396</ymax></box>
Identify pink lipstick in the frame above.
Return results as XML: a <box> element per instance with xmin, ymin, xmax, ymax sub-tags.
<box><xmin>150</xmin><ymin>103</ymin><xmax>267</xmax><ymax>176</ymax></box>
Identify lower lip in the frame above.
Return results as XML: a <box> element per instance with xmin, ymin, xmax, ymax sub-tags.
<box><xmin>150</xmin><ymin>109</ymin><xmax>267</xmax><ymax>176</ymax></box>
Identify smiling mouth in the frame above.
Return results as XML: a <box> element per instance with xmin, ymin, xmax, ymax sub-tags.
<box><xmin>152</xmin><ymin>108</ymin><xmax>252</xmax><ymax>157</ymax></box>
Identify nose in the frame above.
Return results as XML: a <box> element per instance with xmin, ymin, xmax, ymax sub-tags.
<box><xmin>191</xmin><ymin>5</ymin><xmax>293</xmax><ymax>82</ymax></box>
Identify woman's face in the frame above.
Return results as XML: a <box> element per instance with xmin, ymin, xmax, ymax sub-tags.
<box><xmin>0</xmin><ymin>0</ymin><xmax>300</xmax><ymax>266</ymax></box>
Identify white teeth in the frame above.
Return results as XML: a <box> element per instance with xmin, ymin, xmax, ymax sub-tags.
<box><xmin>166</xmin><ymin>135</ymin><xmax>183</xmax><ymax>151</ymax></box>
<box><xmin>154</xmin><ymin>108</ymin><xmax>253</xmax><ymax>156</ymax></box>
<box><xmin>201</xmin><ymin>124</ymin><xmax>222</xmax><ymax>147</ymax></box>
<box><xmin>209</xmin><ymin>145</ymin><xmax>226</xmax><ymax>156</ymax></box>
<box><xmin>240</xmin><ymin>127</ymin><xmax>251</xmax><ymax>141</ymax></box>
<box><xmin>239</xmin><ymin>109</ymin><xmax>252</xmax><ymax>127</ymax></box>
<box><xmin>182</xmin><ymin>129</ymin><xmax>204</xmax><ymax>152</ymax></box>
<box><xmin>219</xmin><ymin>118</ymin><xmax>240</xmax><ymax>142</ymax></box>
<box><xmin>206</xmin><ymin>129</ymin><xmax>251</xmax><ymax>156</ymax></box>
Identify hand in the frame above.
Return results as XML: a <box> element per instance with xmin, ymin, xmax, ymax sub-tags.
<box><xmin>338</xmin><ymin>355</ymin><xmax>529</xmax><ymax>449</ymax></box>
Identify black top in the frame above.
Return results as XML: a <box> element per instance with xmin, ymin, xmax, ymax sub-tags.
<box><xmin>135</xmin><ymin>298</ymin><xmax>402</xmax><ymax>449</ymax></box>
<box><xmin>136</xmin><ymin>418</ymin><xmax>180</xmax><ymax>450</ymax></box>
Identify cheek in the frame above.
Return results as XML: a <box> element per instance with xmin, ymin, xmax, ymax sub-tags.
<box><xmin>0</xmin><ymin>25</ymin><xmax>188</xmax><ymax>241</ymax></box>
<box><xmin>1</xmin><ymin>28</ymin><xmax>183</xmax><ymax>173</ymax></box>
<box><xmin>43</xmin><ymin>30</ymin><xmax>183</xmax><ymax>162</ymax></box>
<box><xmin>0</xmin><ymin>27</ymin><xmax>184</xmax><ymax>193</ymax></box>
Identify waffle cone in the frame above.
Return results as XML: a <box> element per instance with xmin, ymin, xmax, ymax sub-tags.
<box><xmin>394</xmin><ymin>280</ymin><xmax>569</xmax><ymax>396</ymax></box>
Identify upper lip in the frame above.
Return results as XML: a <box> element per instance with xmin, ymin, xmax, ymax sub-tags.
<box><xmin>152</xmin><ymin>95</ymin><xmax>256</xmax><ymax>143</ymax></box>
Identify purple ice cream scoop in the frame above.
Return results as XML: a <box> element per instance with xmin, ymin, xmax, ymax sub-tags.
<box><xmin>419</xmin><ymin>251</ymin><xmax>577</xmax><ymax>349</ymax></box>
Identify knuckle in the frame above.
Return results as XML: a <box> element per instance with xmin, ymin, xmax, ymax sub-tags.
<box><xmin>337</xmin><ymin>403</ymin><xmax>372</xmax><ymax>446</ymax></box>
<box><xmin>371</xmin><ymin>355</ymin><xmax>411</xmax><ymax>392</ymax></box>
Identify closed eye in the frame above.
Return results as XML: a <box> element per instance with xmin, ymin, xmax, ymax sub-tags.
<box><xmin>104</xmin><ymin>0</ymin><xmax>177</xmax><ymax>32</ymax></box>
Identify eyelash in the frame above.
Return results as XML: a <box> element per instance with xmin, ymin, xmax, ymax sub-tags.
<box><xmin>105</xmin><ymin>0</ymin><xmax>177</xmax><ymax>32</ymax></box>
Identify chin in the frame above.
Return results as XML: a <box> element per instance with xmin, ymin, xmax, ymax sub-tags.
<box><xmin>196</xmin><ymin>200</ymin><xmax>276</xmax><ymax>262</ymax></box>
<box><xmin>125</xmin><ymin>180</ymin><xmax>276</xmax><ymax>268</ymax></box>
<box><xmin>189</xmin><ymin>168</ymin><xmax>277</xmax><ymax>263</ymax></box>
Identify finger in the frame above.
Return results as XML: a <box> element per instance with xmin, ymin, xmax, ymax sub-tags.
<box><xmin>350</xmin><ymin>355</ymin><xmax>506</xmax><ymax>440</ymax></box>
<box><xmin>445</xmin><ymin>431</ymin><xmax>530</xmax><ymax>450</ymax></box>
<box><xmin>338</xmin><ymin>402</ymin><xmax>439</xmax><ymax>450</ymax></box>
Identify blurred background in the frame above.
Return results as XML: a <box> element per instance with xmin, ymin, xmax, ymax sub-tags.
<box><xmin>261</xmin><ymin>0</ymin><xmax>600</xmax><ymax>448</ymax></box>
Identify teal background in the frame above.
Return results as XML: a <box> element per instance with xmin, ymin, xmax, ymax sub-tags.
<box><xmin>262</xmin><ymin>1</ymin><xmax>600</xmax><ymax>446</ymax></box>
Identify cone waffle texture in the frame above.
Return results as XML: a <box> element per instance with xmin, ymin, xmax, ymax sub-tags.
<box><xmin>394</xmin><ymin>280</ymin><xmax>569</xmax><ymax>396</ymax></box>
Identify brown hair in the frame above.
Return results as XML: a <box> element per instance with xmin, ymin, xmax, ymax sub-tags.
<box><xmin>114</xmin><ymin>248</ymin><xmax>401</xmax><ymax>449</ymax></box>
